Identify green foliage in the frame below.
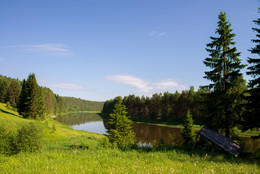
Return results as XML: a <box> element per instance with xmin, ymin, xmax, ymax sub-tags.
<box><xmin>62</xmin><ymin>96</ymin><xmax>104</xmax><ymax>112</ymax></box>
<box><xmin>0</xmin><ymin>122</ymin><xmax>43</xmax><ymax>155</ymax></box>
<box><xmin>41</xmin><ymin>87</ymin><xmax>66</xmax><ymax>115</ymax></box>
<box><xmin>107</xmin><ymin>101</ymin><xmax>135</xmax><ymax>149</ymax></box>
<box><xmin>0</xmin><ymin>75</ymin><xmax>21</xmax><ymax>105</ymax></box>
<box><xmin>243</xmin><ymin>13</ymin><xmax>260</xmax><ymax>131</ymax></box>
<box><xmin>0</xmin><ymin>76</ymin><xmax>9</xmax><ymax>103</ymax></box>
<box><xmin>17</xmin><ymin>73</ymin><xmax>45</xmax><ymax>120</ymax></box>
<box><xmin>202</xmin><ymin>11</ymin><xmax>246</xmax><ymax>137</ymax></box>
<box><xmin>7</xmin><ymin>79</ymin><xmax>20</xmax><ymax>107</ymax></box>
<box><xmin>0</xmin><ymin>101</ymin><xmax>259</xmax><ymax>173</ymax></box>
<box><xmin>15</xmin><ymin>123</ymin><xmax>43</xmax><ymax>153</ymax></box>
<box><xmin>0</xmin><ymin>74</ymin><xmax>102</xmax><ymax>118</ymax></box>
<box><xmin>52</xmin><ymin>124</ymin><xmax>56</xmax><ymax>133</ymax></box>
<box><xmin>102</xmin><ymin>87</ymin><xmax>206</xmax><ymax>123</ymax></box>
<box><xmin>182</xmin><ymin>110</ymin><xmax>195</xmax><ymax>145</ymax></box>
<box><xmin>6</xmin><ymin>102</ymin><xmax>11</xmax><ymax>110</ymax></box>
<box><xmin>0</xmin><ymin>123</ymin><xmax>15</xmax><ymax>155</ymax></box>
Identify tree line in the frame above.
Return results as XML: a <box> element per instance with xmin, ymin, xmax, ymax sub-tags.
<box><xmin>62</xmin><ymin>97</ymin><xmax>104</xmax><ymax>112</ymax></box>
<box><xmin>102</xmin><ymin>86</ymin><xmax>205</xmax><ymax>122</ymax></box>
<box><xmin>103</xmin><ymin>11</ymin><xmax>260</xmax><ymax>137</ymax></box>
<box><xmin>0</xmin><ymin>73</ymin><xmax>104</xmax><ymax>118</ymax></box>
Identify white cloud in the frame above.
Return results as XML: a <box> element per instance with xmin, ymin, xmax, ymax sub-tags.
<box><xmin>106</xmin><ymin>75</ymin><xmax>187</xmax><ymax>94</ymax></box>
<box><xmin>156</xmin><ymin>79</ymin><xmax>187</xmax><ymax>91</ymax></box>
<box><xmin>45</xmin><ymin>82</ymin><xmax>86</xmax><ymax>90</ymax></box>
<box><xmin>106</xmin><ymin>75</ymin><xmax>152</xmax><ymax>92</ymax></box>
<box><xmin>148</xmin><ymin>31</ymin><xmax>167</xmax><ymax>37</ymax></box>
<box><xmin>9</xmin><ymin>44</ymin><xmax>72</xmax><ymax>56</ymax></box>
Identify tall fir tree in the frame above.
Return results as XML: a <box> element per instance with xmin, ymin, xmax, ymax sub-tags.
<box><xmin>203</xmin><ymin>11</ymin><xmax>246</xmax><ymax>137</ymax></box>
<box><xmin>107</xmin><ymin>100</ymin><xmax>135</xmax><ymax>148</ymax></box>
<box><xmin>244</xmin><ymin>12</ymin><xmax>260</xmax><ymax>130</ymax></box>
<box><xmin>17</xmin><ymin>73</ymin><xmax>45</xmax><ymax>120</ymax></box>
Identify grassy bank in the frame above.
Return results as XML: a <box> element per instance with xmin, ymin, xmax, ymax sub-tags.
<box><xmin>1</xmin><ymin>147</ymin><xmax>259</xmax><ymax>174</ymax></box>
<box><xmin>0</xmin><ymin>103</ymin><xmax>104</xmax><ymax>146</ymax></box>
<box><xmin>0</xmin><ymin>103</ymin><xmax>259</xmax><ymax>173</ymax></box>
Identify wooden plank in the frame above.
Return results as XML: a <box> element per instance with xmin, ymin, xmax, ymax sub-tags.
<box><xmin>196</xmin><ymin>127</ymin><xmax>241</xmax><ymax>157</ymax></box>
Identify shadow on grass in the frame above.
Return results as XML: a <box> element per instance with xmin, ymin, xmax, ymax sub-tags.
<box><xmin>119</xmin><ymin>144</ymin><xmax>260</xmax><ymax>165</ymax></box>
<box><xmin>0</xmin><ymin>108</ymin><xmax>20</xmax><ymax>117</ymax></box>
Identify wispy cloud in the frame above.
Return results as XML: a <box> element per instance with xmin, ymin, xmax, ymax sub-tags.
<box><xmin>148</xmin><ymin>31</ymin><xmax>167</xmax><ymax>37</ymax></box>
<box><xmin>106</xmin><ymin>75</ymin><xmax>152</xmax><ymax>92</ymax></box>
<box><xmin>9</xmin><ymin>44</ymin><xmax>72</xmax><ymax>56</ymax></box>
<box><xmin>44</xmin><ymin>82</ymin><xmax>86</xmax><ymax>90</ymax></box>
<box><xmin>156</xmin><ymin>79</ymin><xmax>187</xmax><ymax>91</ymax></box>
<box><xmin>106</xmin><ymin>75</ymin><xmax>187</xmax><ymax>94</ymax></box>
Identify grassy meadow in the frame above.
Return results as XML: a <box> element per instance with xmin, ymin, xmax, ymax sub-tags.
<box><xmin>0</xmin><ymin>103</ymin><xmax>259</xmax><ymax>173</ymax></box>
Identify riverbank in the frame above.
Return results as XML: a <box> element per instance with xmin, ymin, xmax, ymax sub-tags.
<box><xmin>55</xmin><ymin>110</ymin><xmax>102</xmax><ymax>116</ymax></box>
<box><xmin>1</xmin><ymin>103</ymin><xmax>259</xmax><ymax>173</ymax></box>
<box><xmin>101</xmin><ymin>114</ymin><xmax>260</xmax><ymax>137</ymax></box>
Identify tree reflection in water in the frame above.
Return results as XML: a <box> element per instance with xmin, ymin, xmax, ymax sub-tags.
<box><xmin>55</xmin><ymin>113</ymin><xmax>259</xmax><ymax>152</ymax></box>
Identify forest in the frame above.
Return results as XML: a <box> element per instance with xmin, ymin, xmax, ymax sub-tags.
<box><xmin>103</xmin><ymin>11</ymin><xmax>260</xmax><ymax>138</ymax></box>
<box><xmin>0</xmin><ymin>74</ymin><xmax>104</xmax><ymax>116</ymax></box>
<box><xmin>102</xmin><ymin>86</ymin><xmax>205</xmax><ymax>121</ymax></box>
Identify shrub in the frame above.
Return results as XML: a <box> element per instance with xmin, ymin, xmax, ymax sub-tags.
<box><xmin>15</xmin><ymin>123</ymin><xmax>43</xmax><ymax>153</ymax></box>
<box><xmin>6</xmin><ymin>102</ymin><xmax>11</xmax><ymax>109</ymax></box>
<box><xmin>0</xmin><ymin>124</ymin><xmax>15</xmax><ymax>155</ymax></box>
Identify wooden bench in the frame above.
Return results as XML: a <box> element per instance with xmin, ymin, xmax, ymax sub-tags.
<box><xmin>193</xmin><ymin>127</ymin><xmax>241</xmax><ymax>157</ymax></box>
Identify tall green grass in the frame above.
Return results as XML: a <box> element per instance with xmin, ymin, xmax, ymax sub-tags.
<box><xmin>0</xmin><ymin>103</ymin><xmax>259</xmax><ymax>173</ymax></box>
<box><xmin>0</xmin><ymin>148</ymin><xmax>259</xmax><ymax>173</ymax></box>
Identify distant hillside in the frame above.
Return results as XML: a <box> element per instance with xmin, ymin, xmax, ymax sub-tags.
<box><xmin>62</xmin><ymin>97</ymin><xmax>104</xmax><ymax>112</ymax></box>
<box><xmin>0</xmin><ymin>74</ymin><xmax>104</xmax><ymax>115</ymax></box>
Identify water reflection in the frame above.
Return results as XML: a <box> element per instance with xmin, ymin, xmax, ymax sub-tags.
<box><xmin>55</xmin><ymin>113</ymin><xmax>259</xmax><ymax>152</ymax></box>
<box><xmin>133</xmin><ymin>123</ymin><xmax>183</xmax><ymax>146</ymax></box>
<box><xmin>55</xmin><ymin>113</ymin><xmax>107</xmax><ymax>134</ymax></box>
<box><xmin>55</xmin><ymin>112</ymin><xmax>103</xmax><ymax>125</ymax></box>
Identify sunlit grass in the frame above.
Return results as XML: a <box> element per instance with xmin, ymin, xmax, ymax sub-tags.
<box><xmin>0</xmin><ymin>148</ymin><xmax>259</xmax><ymax>174</ymax></box>
<box><xmin>0</xmin><ymin>103</ymin><xmax>259</xmax><ymax>173</ymax></box>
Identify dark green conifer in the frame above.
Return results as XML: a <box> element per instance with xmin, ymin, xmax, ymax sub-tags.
<box><xmin>182</xmin><ymin>110</ymin><xmax>195</xmax><ymax>145</ymax></box>
<box><xmin>203</xmin><ymin>11</ymin><xmax>246</xmax><ymax>137</ymax></box>
<box><xmin>107</xmin><ymin>100</ymin><xmax>135</xmax><ymax>148</ymax></box>
<box><xmin>17</xmin><ymin>73</ymin><xmax>45</xmax><ymax>120</ymax></box>
<box><xmin>243</xmin><ymin>13</ymin><xmax>260</xmax><ymax>130</ymax></box>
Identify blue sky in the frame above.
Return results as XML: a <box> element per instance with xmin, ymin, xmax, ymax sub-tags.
<box><xmin>0</xmin><ymin>0</ymin><xmax>259</xmax><ymax>101</ymax></box>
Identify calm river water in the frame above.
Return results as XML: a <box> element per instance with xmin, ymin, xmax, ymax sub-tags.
<box><xmin>55</xmin><ymin>112</ymin><xmax>259</xmax><ymax>152</ymax></box>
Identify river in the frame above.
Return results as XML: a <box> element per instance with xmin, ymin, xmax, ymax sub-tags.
<box><xmin>55</xmin><ymin>112</ymin><xmax>259</xmax><ymax>152</ymax></box>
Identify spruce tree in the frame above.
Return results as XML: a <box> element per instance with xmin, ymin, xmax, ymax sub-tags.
<box><xmin>182</xmin><ymin>110</ymin><xmax>195</xmax><ymax>145</ymax></box>
<box><xmin>18</xmin><ymin>73</ymin><xmax>45</xmax><ymax>120</ymax></box>
<box><xmin>244</xmin><ymin>13</ymin><xmax>260</xmax><ymax>130</ymax></box>
<box><xmin>203</xmin><ymin>11</ymin><xmax>246</xmax><ymax>137</ymax></box>
<box><xmin>107</xmin><ymin>100</ymin><xmax>135</xmax><ymax>148</ymax></box>
<box><xmin>17</xmin><ymin>79</ymin><xmax>27</xmax><ymax>116</ymax></box>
